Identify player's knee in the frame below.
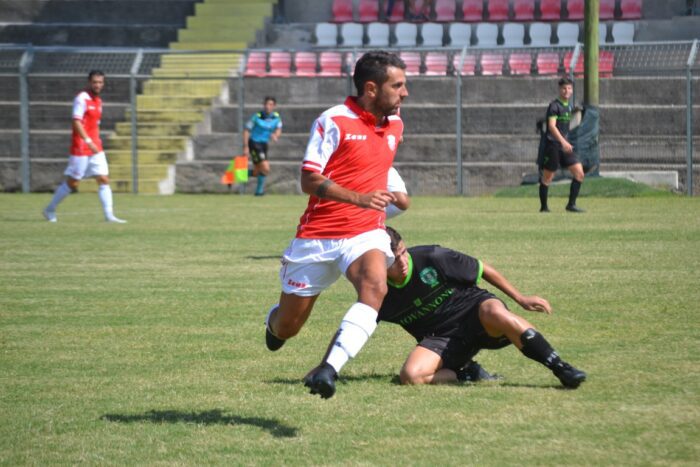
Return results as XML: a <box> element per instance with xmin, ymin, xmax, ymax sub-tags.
<box><xmin>478</xmin><ymin>301</ymin><xmax>508</xmax><ymax>328</ymax></box>
<box><xmin>399</xmin><ymin>366</ymin><xmax>426</xmax><ymax>385</ymax></box>
<box><xmin>358</xmin><ymin>278</ymin><xmax>387</xmax><ymax>306</ymax></box>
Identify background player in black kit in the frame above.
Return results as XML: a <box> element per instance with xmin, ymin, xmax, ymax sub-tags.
<box><xmin>539</xmin><ymin>77</ymin><xmax>586</xmax><ymax>213</ymax></box>
<box><xmin>305</xmin><ymin>227</ymin><xmax>586</xmax><ymax>397</ymax></box>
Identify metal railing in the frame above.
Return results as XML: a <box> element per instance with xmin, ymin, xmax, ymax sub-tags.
<box><xmin>1</xmin><ymin>41</ymin><xmax>698</xmax><ymax>195</ymax></box>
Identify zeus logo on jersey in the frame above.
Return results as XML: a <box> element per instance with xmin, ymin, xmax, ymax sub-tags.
<box><xmin>344</xmin><ymin>134</ymin><xmax>367</xmax><ymax>141</ymax></box>
<box><xmin>287</xmin><ymin>279</ymin><xmax>308</xmax><ymax>289</ymax></box>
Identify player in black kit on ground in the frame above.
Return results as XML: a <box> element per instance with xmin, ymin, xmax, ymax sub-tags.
<box><xmin>306</xmin><ymin>227</ymin><xmax>586</xmax><ymax>397</ymax></box>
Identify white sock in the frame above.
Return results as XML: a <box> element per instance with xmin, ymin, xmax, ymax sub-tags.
<box><xmin>325</xmin><ymin>302</ymin><xmax>378</xmax><ymax>374</ymax></box>
<box><xmin>98</xmin><ymin>184</ymin><xmax>114</xmax><ymax>218</ymax></box>
<box><xmin>47</xmin><ymin>182</ymin><xmax>71</xmax><ymax>211</ymax></box>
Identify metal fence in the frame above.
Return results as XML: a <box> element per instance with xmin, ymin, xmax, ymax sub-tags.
<box><xmin>0</xmin><ymin>41</ymin><xmax>698</xmax><ymax>195</ymax></box>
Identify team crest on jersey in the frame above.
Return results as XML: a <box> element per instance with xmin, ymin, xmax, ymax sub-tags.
<box><xmin>419</xmin><ymin>267</ymin><xmax>439</xmax><ymax>287</ymax></box>
<box><xmin>387</xmin><ymin>135</ymin><xmax>396</xmax><ymax>151</ymax></box>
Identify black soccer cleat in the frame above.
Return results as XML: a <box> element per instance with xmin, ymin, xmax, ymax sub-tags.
<box><xmin>539</xmin><ymin>207</ymin><xmax>551</xmax><ymax>213</ymax></box>
<box><xmin>304</xmin><ymin>363</ymin><xmax>337</xmax><ymax>399</ymax></box>
<box><xmin>552</xmin><ymin>361</ymin><xmax>587</xmax><ymax>389</ymax></box>
<box><xmin>456</xmin><ymin>360</ymin><xmax>502</xmax><ymax>382</ymax></box>
<box><xmin>565</xmin><ymin>204</ymin><xmax>585</xmax><ymax>213</ymax></box>
<box><xmin>265</xmin><ymin>326</ymin><xmax>286</xmax><ymax>351</ymax></box>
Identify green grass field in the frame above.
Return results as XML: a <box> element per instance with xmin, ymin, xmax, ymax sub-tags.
<box><xmin>1</xmin><ymin>192</ymin><xmax>699</xmax><ymax>465</ymax></box>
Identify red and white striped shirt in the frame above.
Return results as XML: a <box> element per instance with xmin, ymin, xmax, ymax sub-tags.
<box><xmin>297</xmin><ymin>97</ymin><xmax>404</xmax><ymax>239</ymax></box>
<box><xmin>70</xmin><ymin>90</ymin><xmax>103</xmax><ymax>156</ymax></box>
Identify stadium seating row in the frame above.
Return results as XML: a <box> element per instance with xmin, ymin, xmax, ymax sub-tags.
<box><xmin>315</xmin><ymin>21</ymin><xmax>634</xmax><ymax>47</ymax></box>
<box><xmin>244</xmin><ymin>50</ymin><xmax>615</xmax><ymax>77</ymax></box>
<box><xmin>332</xmin><ymin>0</ymin><xmax>642</xmax><ymax>23</ymax></box>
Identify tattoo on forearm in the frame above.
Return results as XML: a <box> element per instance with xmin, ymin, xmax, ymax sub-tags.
<box><xmin>316</xmin><ymin>179</ymin><xmax>333</xmax><ymax>198</ymax></box>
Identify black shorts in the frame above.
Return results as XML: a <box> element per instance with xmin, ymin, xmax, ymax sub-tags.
<box><xmin>248</xmin><ymin>141</ymin><xmax>268</xmax><ymax>164</ymax></box>
<box><xmin>417</xmin><ymin>296</ymin><xmax>511</xmax><ymax>371</ymax></box>
<box><xmin>541</xmin><ymin>142</ymin><xmax>579</xmax><ymax>172</ymax></box>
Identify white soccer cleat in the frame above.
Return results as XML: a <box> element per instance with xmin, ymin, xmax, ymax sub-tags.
<box><xmin>43</xmin><ymin>208</ymin><xmax>57</xmax><ymax>222</ymax></box>
<box><xmin>105</xmin><ymin>215</ymin><xmax>127</xmax><ymax>224</ymax></box>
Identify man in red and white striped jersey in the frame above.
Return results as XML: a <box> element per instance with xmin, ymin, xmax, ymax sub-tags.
<box><xmin>264</xmin><ymin>51</ymin><xmax>408</xmax><ymax>398</ymax></box>
<box><xmin>43</xmin><ymin>70</ymin><xmax>126</xmax><ymax>223</ymax></box>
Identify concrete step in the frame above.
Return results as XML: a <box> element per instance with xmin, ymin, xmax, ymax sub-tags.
<box><xmin>106</xmin><ymin>135</ymin><xmax>188</xmax><ymax>151</ymax></box>
<box><xmin>151</xmin><ymin>68</ymin><xmax>237</xmax><ymax>78</ymax></box>
<box><xmin>0</xmin><ymin>103</ymin><xmax>126</xmax><ymax>130</ymax></box>
<box><xmin>30</xmin><ymin>0</ymin><xmax>198</xmax><ymax>25</ymax></box>
<box><xmin>0</xmin><ymin>76</ymin><xmax>132</xmax><ymax>102</ymax></box>
<box><xmin>186</xmin><ymin>16</ymin><xmax>265</xmax><ymax>30</ymax></box>
<box><xmin>136</xmin><ymin>95</ymin><xmax>213</xmax><ymax>110</ymax></box>
<box><xmin>234</xmin><ymin>76</ymin><xmax>700</xmax><ymax>107</ymax></box>
<box><xmin>107</xmin><ymin>150</ymin><xmax>180</xmax><ymax>164</ymax></box>
<box><xmin>160</xmin><ymin>53</ymin><xmax>242</xmax><ymax>66</ymax></box>
<box><xmin>178</xmin><ymin>28</ymin><xmax>260</xmax><ymax>43</ymax></box>
<box><xmin>114</xmin><ymin>122</ymin><xmax>196</xmax><ymax>136</ymax></box>
<box><xmin>124</xmin><ymin>109</ymin><xmax>204</xmax><ymax>123</ymax></box>
<box><xmin>143</xmin><ymin>79</ymin><xmax>224</xmax><ymax>96</ymax></box>
<box><xmin>170</xmin><ymin>41</ymin><xmax>248</xmax><ymax>50</ymax></box>
<box><xmin>194</xmin><ymin>2</ymin><xmax>273</xmax><ymax>16</ymax></box>
<box><xmin>76</xmin><ymin>178</ymin><xmax>166</xmax><ymax>194</ymax></box>
<box><xmin>107</xmin><ymin>163</ymin><xmax>172</xmax><ymax>179</ymax></box>
<box><xmin>208</xmin><ymin>103</ymin><xmax>700</xmax><ymax>135</ymax></box>
<box><xmin>0</xmin><ymin>24</ymin><xmax>179</xmax><ymax>47</ymax></box>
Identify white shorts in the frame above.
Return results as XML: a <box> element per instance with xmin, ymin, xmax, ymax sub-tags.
<box><xmin>64</xmin><ymin>152</ymin><xmax>109</xmax><ymax>180</ymax></box>
<box><xmin>279</xmin><ymin>228</ymin><xmax>395</xmax><ymax>297</ymax></box>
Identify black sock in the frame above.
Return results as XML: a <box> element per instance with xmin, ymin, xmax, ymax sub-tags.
<box><xmin>539</xmin><ymin>182</ymin><xmax>549</xmax><ymax>210</ymax></box>
<box><xmin>519</xmin><ymin>328</ymin><xmax>561</xmax><ymax>369</ymax></box>
<box><xmin>568</xmin><ymin>179</ymin><xmax>582</xmax><ymax>207</ymax></box>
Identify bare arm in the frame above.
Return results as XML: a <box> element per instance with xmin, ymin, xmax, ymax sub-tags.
<box><xmin>271</xmin><ymin>127</ymin><xmax>282</xmax><ymax>143</ymax></box>
<box><xmin>242</xmin><ymin>129</ymin><xmax>250</xmax><ymax>154</ymax></box>
<box><xmin>547</xmin><ymin>117</ymin><xmax>573</xmax><ymax>153</ymax></box>
<box><xmin>73</xmin><ymin>120</ymin><xmax>98</xmax><ymax>154</ymax></box>
<box><xmin>300</xmin><ymin>171</ymin><xmax>396</xmax><ymax>211</ymax></box>
<box><xmin>482</xmin><ymin>262</ymin><xmax>552</xmax><ymax>314</ymax></box>
<box><xmin>391</xmin><ymin>191</ymin><xmax>410</xmax><ymax>211</ymax></box>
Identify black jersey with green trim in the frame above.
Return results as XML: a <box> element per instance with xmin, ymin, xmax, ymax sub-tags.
<box><xmin>545</xmin><ymin>98</ymin><xmax>572</xmax><ymax>143</ymax></box>
<box><xmin>377</xmin><ymin>245</ymin><xmax>488</xmax><ymax>341</ymax></box>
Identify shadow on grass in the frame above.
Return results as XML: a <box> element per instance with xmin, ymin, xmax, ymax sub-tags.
<box><xmin>101</xmin><ymin>409</ymin><xmax>298</xmax><ymax>438</ymax></box>
<box><xmin>246</xmin><ymin>255</ymin><xmax>280</xmax><ymax>260</ymax></box>
<box><xmin>268</xmin><ymin>373</ymin><xmax>400</xmax><ymax>386</ymax></box>
<box><xmin>497</xmin><ymin>382</ymin><xmax>567</xmax><ymax>390</ymax></box>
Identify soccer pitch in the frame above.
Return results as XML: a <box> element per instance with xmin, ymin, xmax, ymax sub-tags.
<box><xmin>1</xmin><ymin>193</ymin><xmax>699</xmax><ymax>465</ymax></box>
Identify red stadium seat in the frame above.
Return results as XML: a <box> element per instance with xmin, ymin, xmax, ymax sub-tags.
<box><xmin>332</xmin><ymin>0</ymin><xmax>354</xmax><ymax>23</ymax></box>
<box><xmin>461</xmin><ymin>0</ymin><xmax>483</xmax><ymax>21</ymax></box>
<box><xmin>319</xmin><ymin>52</ymin><xmax>344</xmax><ymax>77</ymax></box>
<box><xmin>539</xmin><ymin>0</ymin><xmax>562</xmax><ymax>20</ymax></box>
<box><xmin>399</xmin><ymin>51</ymin><xmax>422</xmax><ymax>76</ymax></box>
<box><xmin>267</xmin><ymin>52</ymin><xmax>292</xmax><ymax>77</ymax></box>
<box><xmin>600</xmin><ymin>0</ymin><xmax>615</xmax><ymax>20</ymax></box>
<box><xmin>513</xmin><ymin>0</ymin><xmax>535</xmax><ymax>21</ymax></box>
<box><xmin>480</xmin><ymin>53</ymin><xmax>505</xmax><ymax>75</ymax></box>
<box><xmin>566</xmin><ymin>0</ymin><xmax>583</xmax><ymax>20</ymax></box>
<box><xmin>620</xmin><ymin>0</ymin><xmax>642</xmax><ymax>19</ymax></box>
<box><xmin>563</xmin><ymin>50</ymin><xmax>614</xmax><ymax>77</ymax></box>
<box><xmin>536</xmin><ymin>52</ymin><xmax>560</xmax><ymax>75</ymax></box>
<box><xmin>508</xmin><ymin>53</ymin><xmax>532</xmax><ymax>75</ymax></box>
<box><xmin>244</xmin><ymin>52</ymin><xmax>267</xmax><ymax>77</ymax></box>
<box><xmin>434</xmin><ymin>0</ymin><xmax>457</xmax><ymax>22</ymax></box>
<box><xmin>294</xmin><ymin>52</ymin><xmax>317</xmax><ymax>77</ymax></box>
<box><xmin>358</xmin><ymin>0</ymin><xmax>379</xmax><ymax>23</ymax></box>
<box><xmin>452</xmin><ymin>53</ymin><xmax>478</xmax><ymax>75</ymax></box>
<box><xmin>487</xmin><ymin>0</ymin><xmax>509</xmax><ymax>21</ymax></box>
<box><xmin>563</xmin><ymin>51</ymin><xmax>583</xmax><ymax>76</ymax></box>
<box><xmin>386</xmin><ymin>0</ymin><xmax>405</xmax><ymax>22</ymax></box>
<box><xmin>599</xmin><ymin>50</ymin><xmax>614</xmax><ymax>77</ymax></box>
<box><xmin>424</xmin><ymin>52</ymin><xmax>449</xmax><ymax>75</ymax></box>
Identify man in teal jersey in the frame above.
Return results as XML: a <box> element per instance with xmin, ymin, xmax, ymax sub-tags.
<box><xmin>539</xmin><ymin>77</ymin><xmax>585</xmax><ymax>213</ymax></box>
<box><xmin>243</xmin><ymin>96</ymin><xmax>282</xmax><ymax>196</ymax></box>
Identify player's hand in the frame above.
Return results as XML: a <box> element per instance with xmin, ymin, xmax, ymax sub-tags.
<box><xmin>271</xmin><ymin>134</ymin><xmax>279</xmax><ymax>143</ymax></box>
<box><xmin>519</xmin><ymin>295</ymin><xmax>552</xmax><ymax>314</ymax></box>
<box><xmin>562</xmin><ymin>141</ymin><xmax>573</xmax><ymax>153</ymax></box>
<box><xmin>358</xmin><ymin>190</ymin><xmax>396</xmax><ymax>211</ymax></box>
<box><xmin>88</xmin><ymin>142</ymin><xmax>99</xmax><ymax>154</ymax></box>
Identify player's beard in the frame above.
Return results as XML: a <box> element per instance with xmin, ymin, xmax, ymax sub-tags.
<box><xmin>376</xmin><ymin>93</ymin><xmax>400</xmax><ymax>118</ymax></box>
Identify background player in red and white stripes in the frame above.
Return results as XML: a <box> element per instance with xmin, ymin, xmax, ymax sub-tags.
<box><xmin>43</xmin><ymin>70</ymin><xmax>126</xmax><ymax>223</ymax></box>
